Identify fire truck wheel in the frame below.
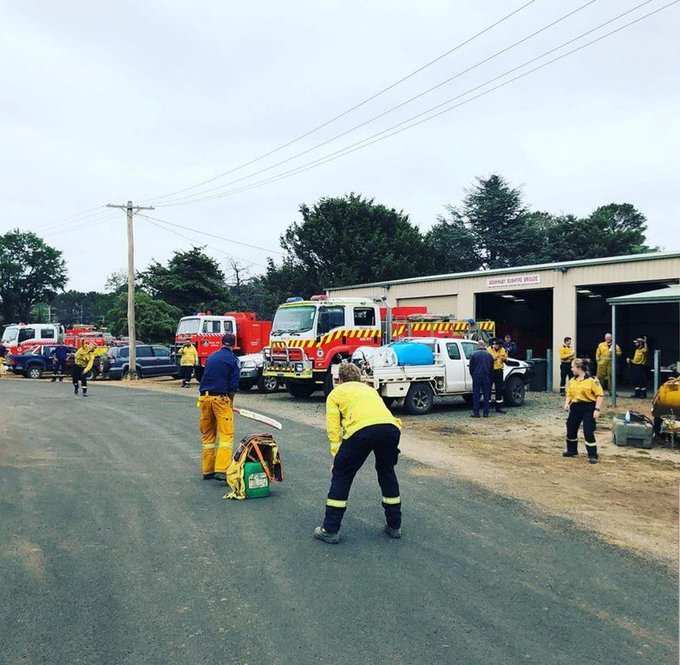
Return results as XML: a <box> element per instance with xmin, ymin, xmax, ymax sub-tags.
<box><xmin>286</xmin><ymin>381</ymin><xmax>316</xmax><ymax>399</ymax></box>
<box><xmin>323</xmin><ymin>371</ymin><xmax>334</xmax><ymax>398</ymax></box>
<box><xmin>404</xmin><ymin>382</ymin><xmax>434</xmax><ymax>415</ymax></box>
<box><xmin>257</xmin><ymin>375</ymin><xmax>279</xmax><ymax>393</ymax></box>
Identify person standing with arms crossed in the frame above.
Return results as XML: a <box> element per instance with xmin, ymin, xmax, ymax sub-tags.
<box><xmin>469</xmin><ymin>340</ymin><xmax>493</xmax><ymax>418</ymax></box>
<box><xmin>595</xmin><ymin>333</ymin><xmax>621</xmax><ymax>393</ymax></box>
<box><xmin>198</xmin><ymin>333</ymin><xmax>240</xmax><ymax>481</ymax></box>
<box><xmin>488</xmin><ymin>338</ymin><xmax>508</xmax><ymax>414</ymax></box>
<box><xmin>563</xmin><ymin>358</ymin><xmax>604</xmax><ymax>464</ymax></box>
<box><xmin>559</xmin><ymin>336</ymin><xmax>575</xmax><ymax>395</ymax></box>
<box><xmin>627</xmin><ymin>336</ymin><xmax>648</xmax><ymax>398</ymax></box>
<box><xmin>314</xmin><ymin>363</ymin><xmax>402</xmax><ymax>544</ymax></box>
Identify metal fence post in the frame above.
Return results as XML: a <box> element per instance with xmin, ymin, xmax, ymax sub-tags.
<box><xmin>546</xmin><ymin>348</ymin><xmax>553</xmax><ymax>392</ymax></box>
<box><xmin>653</xmin><ymin>349</ymin><xmax>660</xmax><ymax>394</ymax></box>
<box><xmin>526</xmin><ymin>349</ymin><xmax>533</xmax><ymax>361</ymax></box>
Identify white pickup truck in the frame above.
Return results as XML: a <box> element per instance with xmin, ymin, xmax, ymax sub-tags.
<box><xmin>344</xmin><ymin>337</ymin><xmax>533</xmax><ymax>415</ymax></box>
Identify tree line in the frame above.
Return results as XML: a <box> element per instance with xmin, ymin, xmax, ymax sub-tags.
<box><xmin>0</xmin><ymin>174</ymin><xmax>653</xmax><ymax>343</ymax></box>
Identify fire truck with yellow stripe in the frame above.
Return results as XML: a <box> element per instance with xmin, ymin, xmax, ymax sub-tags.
<box><xmin>262</xmin><ymin>295</ymin><xmax>496</xmax><ymax>398</ymax></box>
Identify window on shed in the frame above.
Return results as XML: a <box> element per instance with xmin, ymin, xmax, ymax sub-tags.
<box><xmin>353</xmin><ymin>308</ymin><xmax>375</xmax><ymax>326</ymax></box>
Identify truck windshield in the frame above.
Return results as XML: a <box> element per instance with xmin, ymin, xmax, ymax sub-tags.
<box><xmin>272</xmin><ymin>306</ymin><xmax>316</xmax><ymax>334</ymax></box>
<box><xmin>177</xmin><ymin>318</ymin><xmax>200</xmax><ymax>334</ymax></box>
<box><xmin>2</xmin><ymin>326</ymin><xmax>18</xmax><ymax>343</ymax></box>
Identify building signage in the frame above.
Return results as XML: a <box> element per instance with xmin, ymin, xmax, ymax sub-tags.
<box><xmin>487</xmin><ymin>273</ymin><xmax>541</xmax><ymax>288</ymax></box>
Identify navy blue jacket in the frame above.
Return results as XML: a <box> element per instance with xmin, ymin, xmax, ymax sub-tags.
<box><xmin>52</xmin><ymin>345</ymin><xmax>70</xmax><ymax>362</ymax></box>
<box><xmin>199</xmin><ymin>346</ymin><xmax>240</xmax><ymax>395</ymax></box>
<box><xmin>469</xmin><ymin>349</ymin><xmax>493</xmax><ymax>380</ymax></box>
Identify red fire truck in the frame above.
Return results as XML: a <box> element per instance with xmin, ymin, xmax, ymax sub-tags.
<box><xmin>175</xmin><ymin>311</ymin><xmax>272</xmax><ymax>367</ymax></box>
<box><xmin>262</xmin><ymin>296</ymin><xmax>495</xmax><ymax>398</ymax></box>
<box><xmin>1</xmin><ymin>323</ymin><xmax>65</xmax><ymax>356</ymax></box>
<box><xmin>64</xmin><ymin>326</ymin><xmax>112</xmax><ymax>348</ymax></box>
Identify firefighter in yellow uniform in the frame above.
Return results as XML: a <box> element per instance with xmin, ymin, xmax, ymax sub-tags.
<box><xmin>595</xmin><ymin>333</ymin><xmax>621</xmax><ymax>392</ymax></box>
<box><xmin>627</xmin><ymin>336</ymin><xmax>648</xmax><ymax>398</ymax></box>
<box><xmin>197</xmin><ymin>333</ymin><xmax>240</xmax><ymax>481</ymax></box>
<box><xmin>563</xmin><ymin>358</ymin><xmax>604</xmax><ymax>463</ymax></box>
<box><xmin>179</xmin><ymin>341</ymin><xmax>198</xmax><ymax>388</ymax></box>
<box><xmin>487</xmin><ymin>338</ymin><xmax>508</xmax><ymax>413</ymax></box>
<box><xmin>73</xmin><ymin>343</ymin><xmax>97</xmax><ymax>397</ymax></box>
<box><xmin>559</xmin><ymin>336</ymin><xmax>575</xmax><ymax>395</ymax></box>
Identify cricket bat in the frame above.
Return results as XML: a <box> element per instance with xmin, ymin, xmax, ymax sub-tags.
<box><xmin>233</xmin><ymin>407</ymin><xmax>282</xmax><ymax>431</ymax></box>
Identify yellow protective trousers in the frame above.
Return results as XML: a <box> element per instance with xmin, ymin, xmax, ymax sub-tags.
<box><xmin>596</xmin><ymin>361</ymin><xmax>611</xmax><ymax>391</ymax></box>
<box><xmin>198</xmin><ymin>395</ymin><xmax>234</xmax><ymax>475</ymax></box>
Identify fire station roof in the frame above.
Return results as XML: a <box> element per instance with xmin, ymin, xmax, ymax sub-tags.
<box><xmin>327</xmin><ymin>251</ymin><xmax>680</xmax><ymax>291</ymax></box>
<box><xmin>607</xmin><ymin>284</ymin><xmax>680</xmax><ymax>306</ymax></box>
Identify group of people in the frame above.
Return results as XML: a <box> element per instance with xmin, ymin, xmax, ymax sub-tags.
<box><xmin>559</xmin><ymin>333</ymin><xmax>648</xmax><ymax>398</ymax></box>
<box><xmin>196</xmin><ymin>332</ymin><xmax>402</xmax><ymax>545</ymax></box>
<box><xmin>468</xmin><ymin>337</ymin><xmax>511</xmax><ymax>418</ymax></box>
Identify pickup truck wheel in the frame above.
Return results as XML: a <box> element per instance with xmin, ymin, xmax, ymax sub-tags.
<box><xmin>26</xmin><ymin>366</ymin><xmax>43</xmax><ymax>380</ymax></box>
<box><xmin>286</xmin><ymin>381</ymin><xmax>316</xmax><ymax>399</ymax></box>
<box><xmin>382</xmin><ymin>396</ymin><xmax>397</xmax><ymax>408</ymax></box>
<box><xmin>504</xmin><ymin>375</ymin><xmax>526</xmax><ymax>407</ymax></box>
<box><xmin>257</xmin><ymin>374</ymin><xmax>279</xmax><ymax>393</ymax></box>
<box><xmin>462</xmin><ymin>394</ymin><xmax>473</xmax><ymax>405</ymax></box>
<box><xmin>404</xmin><ymin>382</ymin><xmax>434</xmax><ymax>415</ymax></box>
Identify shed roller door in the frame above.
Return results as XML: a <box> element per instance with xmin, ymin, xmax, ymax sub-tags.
<box><xmin>396</xmin><ymin>295</ymin><xmax>457</xmax><ymax>317</ymax></box>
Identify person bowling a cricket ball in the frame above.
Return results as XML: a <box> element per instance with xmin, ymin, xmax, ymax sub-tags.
<box><xmin>314</xmin><ymin>362</ymin><xmax>402</xmax><ymax>544</ymax></box>
<box><xmin>198</xmin><ymin>333</ymin><xmax>240</xmax><ymax>481</ymax></box>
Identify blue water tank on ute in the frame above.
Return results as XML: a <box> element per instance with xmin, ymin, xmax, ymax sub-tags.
<box><xmin>390</xmin><ymin>342</ymin><xmax>434</xmax><ymax>366</ymax></box>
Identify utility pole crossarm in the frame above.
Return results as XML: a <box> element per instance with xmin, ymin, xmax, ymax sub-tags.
<box><xmin>106</xmin><ymin>200</ymin><xmax>154</xmax><ymax>381</ymax></box>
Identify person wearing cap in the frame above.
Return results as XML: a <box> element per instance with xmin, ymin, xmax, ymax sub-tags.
<box><xmin>314</xmin><ymin>363</ymin><xmax>402</xmax><ymax>544</ymax></box>
<box><xmin>487</xmin><ymin>338</ymin><xmax>508</xmax><ymax>413</ymax></box>
<box><xmin>198</xmin><ymin>333</ymin><xmax>240</xmax><ymax>481</ymax></box>
<box><xmin>179</xmin><ymin>341</ymin><xmax>199</xmax><ymax>388</ymax></box>
<box><xmin>627</xmin><ymin>336</ymin><xmax>648</xmax><ymax>398</ymax></box>
<box><xmin>559</xmin><ymin>336</ymin><xmax>576</xmax><ymax>395</ymax></box>
<box><xmin>469</xmin><ymin>339</ymin><xmax>493</xmax><ymax>418</ymax></box>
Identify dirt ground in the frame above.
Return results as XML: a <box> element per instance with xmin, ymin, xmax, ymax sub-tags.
<box><xmin>14</xmin><ymin>373</ymin><xmax>678</xmax><ymax>567</ymax></box>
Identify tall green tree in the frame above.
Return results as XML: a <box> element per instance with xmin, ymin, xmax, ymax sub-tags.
<box><xmin>264</xmin><ymin>193</ymin><xmax>428</xmax><ymax>300</ymax></box>
<box><xmin>49</xmin><ymin>290</ymin><xmax>117</xmax><ymax>326</ymax></box>
<box><xmin>422</xmin><ymin>211</ymin><xmax>482</xmax><ymax>274</ymax></box>
<box><xmin>0</xmin><ymin>230</ymin><xmax>67</xmax><ymax>324</ymax></box>
<box><xmin>139</xmin><ymin>247</ymin><xmax>233</xmax><ymax>314</ymax></box>
<box><xmin>105</xmin><ymin>290</ymin><xmax>181</xmax><ymax>343</ymax></box>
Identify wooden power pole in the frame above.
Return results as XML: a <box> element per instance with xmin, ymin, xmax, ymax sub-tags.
<box><xmin>106</xmin><ymin>200</ymin><xmax>154</xmax><ymax>380</ymax></box>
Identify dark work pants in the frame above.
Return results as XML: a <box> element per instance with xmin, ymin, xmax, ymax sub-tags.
<box><xmin>180</xmin><ymin>365</ymin><xmax>193</xmax><ymax>384</ymax></box>
<box><xmin>53</xmin><ymin>359</ymin><xmax>67</xmax><ymax>380</ymax></box>
<box><xmin>472</xmin><ymin>375</ymin><xmax>491</xmax><ymax>416</ymax></box>
<box><xmin>566</xmin><ymin>402</ymin><xmax>597</xmax><ymax>457</ymax></box>
<box><xmin>631</xmin><ymin>363</ymin><xmax>647</xmax><ymax>390</ymax></box>
<box><xmin>72</xmin><ymin>365</ymin><xmax>88</xmax><ymax>390</ymax></box>
<box><xmin>323</xmin><ymin>424</ymin><xmax>401</xmax><ymax>533</ymax></box>
<box><xmin>559</xmin><ymin>362</ymin><xmax>572</xmax><ymax>391</ymax></box>
<box><xmin>491</xmin><ymin>369</ymin><xmax>504</xmax><ymax>406</ymax></box>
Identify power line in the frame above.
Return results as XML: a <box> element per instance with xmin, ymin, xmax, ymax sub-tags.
<box><xmin>146</xmin><ymin>1</ymin><xmax>538</xmax><ymax>204</ymax></box>
<box><xmin>30</xmin><ymin>205</ymin><xmax>107</xmax><ymax>232</ymax></box>
<box><xmin>136</xmin><ymin>213</ymin><xmax>283</xmax><ymax>255</ymax></box>
<box><xmin>155</xmin><ymin>0</ymin><xmax>602</xmax><ymax>208</ymax></box>
<box><xmin>156</xmin><ymin>0</ymin><xmax>671</xmax><ymax>208</ymax></box>
<box><xmin>39</xmin><ymin>211</ymin><xmax>118</xmax><ymax>236</ymax></box>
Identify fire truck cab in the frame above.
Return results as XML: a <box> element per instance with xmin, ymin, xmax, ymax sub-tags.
<box><xmin>175</xmin><ymin>311</ymin><xmax>272</xmax><ymax>366</ymax></box>
<box><xmin>1</xmin><ymin>323</ymin><xmax>64</xmax><ymax>356</ymax></box>
<box><xmin>264</xmin><ymin>296</ymin><xmax>383</xmax><ymax>398</ymax></box>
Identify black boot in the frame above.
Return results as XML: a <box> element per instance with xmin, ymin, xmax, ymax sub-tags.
<box><xmin>82</xmin><ymin>387</ymin><xmax>88</xmax><ymax>398</ymax></box>
<box><xmin>630</xmin><ymin>388</ymin><xmax>640</xmax><ymax>398</ymax></box>
<box><xmin>563</xmin><ymin>439</ymin><xmax>578</xmax><ymax>457</ymax></box>
<box><xmin>74</xmin><ymin>385</ymin><xmax>79</xmax><ymax>395</ymax></box>
<box><xmin>586</xmin><ymin>444</ymin><xmax>598</xmax><ymax>464</ymax></box>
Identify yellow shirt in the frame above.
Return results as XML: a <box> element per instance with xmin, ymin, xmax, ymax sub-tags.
<box><xmin>326</xmin><ymin>381</ymin><xmax>401</xmax><ymax>455</ymax></box>
<box><xmin>596</xmin><ymin>342</ymin><xmax>621</xmax><ymax>363</ymax></box>
<box><xmin>567</xmin><ymin>376</ymin><xmax>604</xmax><ymax>403</ymax></box>
<box><xmin>632</xmin><ymin>347</ymin><xmax>648</xmax><ymax>365</ymax></box>
<box><xmin>487</xmin><ymin>346</ymin><xmax>507</xmax><ymax>370</ymax></box>
<box><xmin>559</xmin><ymin>345</ymin><xmax>575</xmax><ymax>362</ymax></box>
<box><xmin>180</xmin><ymin>345</ymin><xmax>199</xmax><ymax>366</ymax></box>
<box><xmin>74</xmin><ymin>347</ymin><xmax>96</xmax><ymax>373</ymax></box>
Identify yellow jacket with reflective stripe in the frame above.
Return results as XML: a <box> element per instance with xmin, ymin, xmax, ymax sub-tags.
<box><xmin>74</xmin><ymin>347</ymin><xmax>96</xmax><ymax>373</ymax></box>
<box><xmin>487</xmin><ymin>346</ymin><xmax>507</xmax><ymax>370</ymax></box>
<box><xmin>326</xmin><ymin>381</ymin><xmax>401</xmax><ymax>456</ymax></box>
<box><xmin>632</xmin><ymin>347</ymin><xmax>648</xmax><ymax>365</ymax></box>
<box><xmin>596</xmin><ymin>341</ymin><xmax>621</xmax><ymax>363</ymax></box>
<box><xmin>179</xmin><ymin>344</ymin><xmax>199</xmax><ymax>366</ymax></box>
<box><xmin>567</xmin><ymin>376</ymin><xmax>604</xmax><ymax>403</ymax></box>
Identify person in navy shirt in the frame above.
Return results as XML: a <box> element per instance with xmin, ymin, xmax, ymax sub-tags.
<box><xmin>50</xmin><ymin>345</ymin><xmax>70</xmax><ymax>383</ymax></box>
<box><xmin>468</xmin><ymin>340</ymin><xmax>494</xmax><ymax>418</ymax></box>
<box><xmin>197</xmin><ymin>334</ymin><xmax>241</xmax><ymax>481</ymax></box>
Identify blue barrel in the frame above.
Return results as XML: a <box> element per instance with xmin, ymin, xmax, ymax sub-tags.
<box><xmin>390</xmin><ymin>342</ymin><xmax>434</xmax><ymax>366</ymax></box>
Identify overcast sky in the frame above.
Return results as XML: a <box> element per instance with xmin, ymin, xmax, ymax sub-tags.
<box><xmin>2</xmin><ymin>0</ymin><xmax>678</xmax><ymax>292</ymax></box>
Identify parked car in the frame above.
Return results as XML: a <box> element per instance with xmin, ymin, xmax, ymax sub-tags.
<box><xmin>104</xmin><ymin>344</ymin><xmax>180</xmax><ymax>380</ymax></box>
<box><xmin>7</xmin><ymin>345</ymin><xmax>76</xmax><ymax>379</ymax></box>
<box><xmin>238</xmin><ymin>352</ymin><xmax>280</xmax><ymax>393</ymax></box>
